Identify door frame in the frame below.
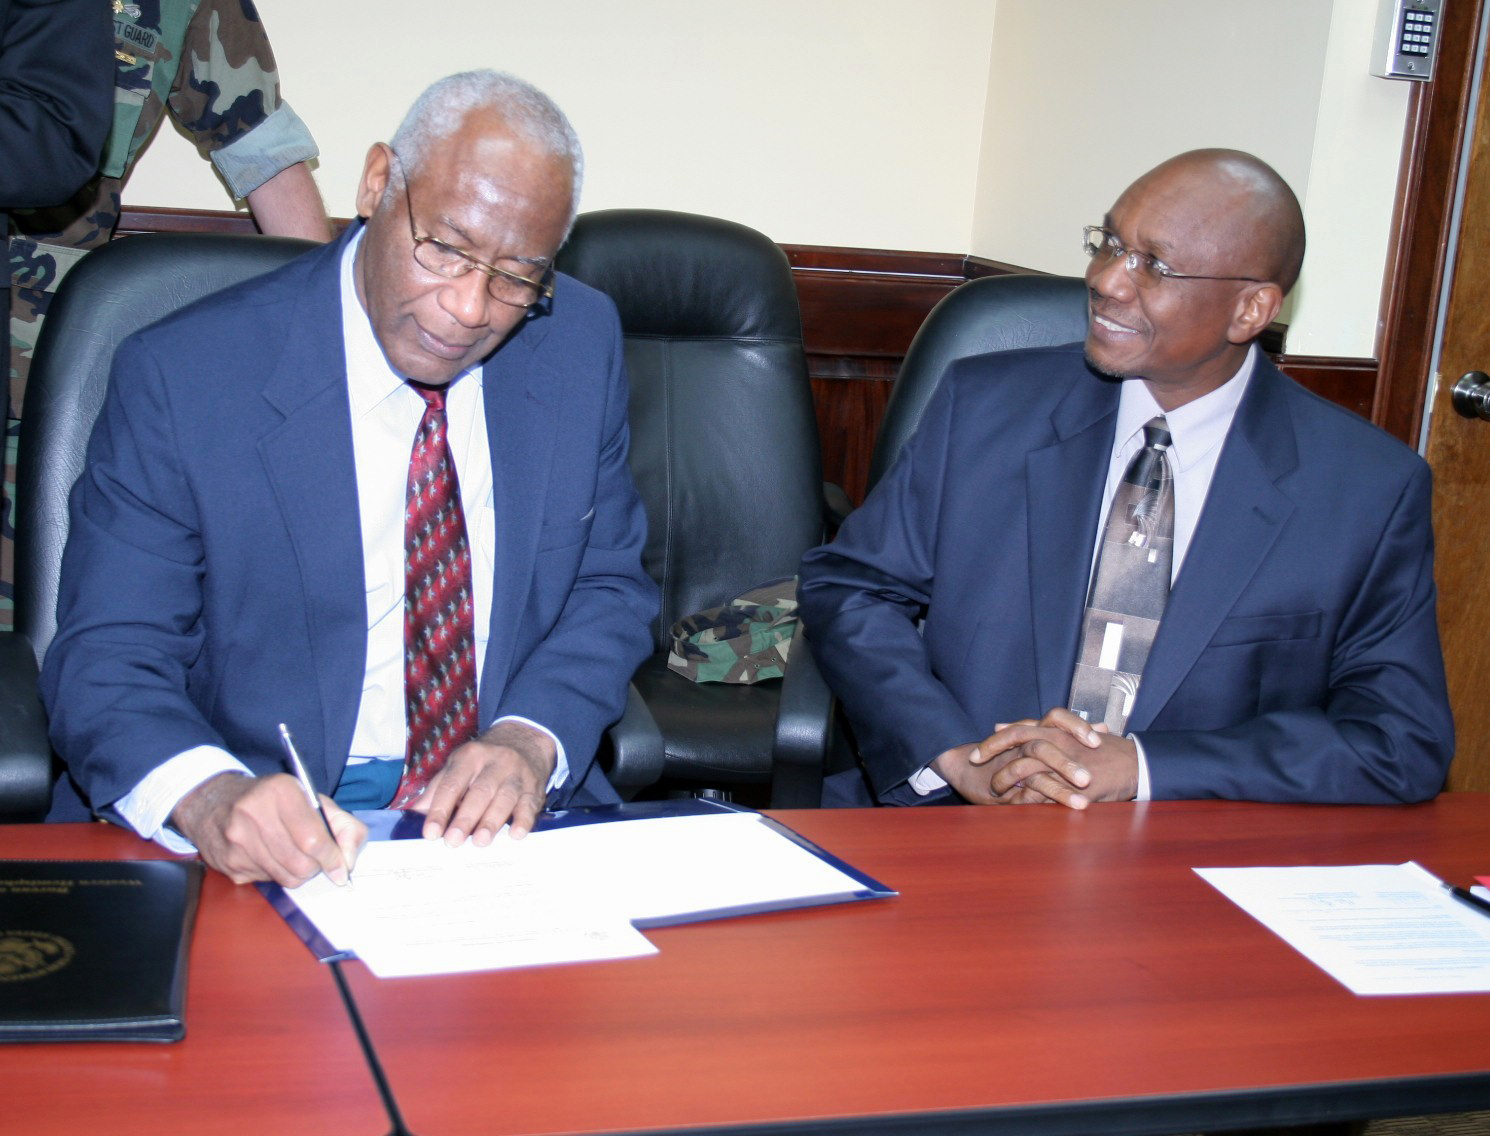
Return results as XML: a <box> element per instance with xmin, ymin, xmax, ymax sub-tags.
<box><xmin>1376</xmin><ymin>0</ymin><xmax>1488</xmax><ymax>446</ymax></box>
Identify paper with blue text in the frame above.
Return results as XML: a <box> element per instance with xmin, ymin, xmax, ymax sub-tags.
<box><xmin>1195</xmin><ymin>861</ymin><xmax>1490</xmax><ymax>995</ymax></box>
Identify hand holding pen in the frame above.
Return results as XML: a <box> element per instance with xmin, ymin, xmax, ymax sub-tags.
<box><xmin>279</xmin><ymin>723</ymin><xmax>358</xmax><ymax>887</ymax></box>
<box><xmin>166</xmin><ymin>755</ymin><xmax>365</xmax><ymax>889</ymax></box>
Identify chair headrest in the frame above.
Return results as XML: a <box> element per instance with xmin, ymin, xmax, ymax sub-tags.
<box><xmin>867</xmin><ymin>273</ymin><xmax>1090</xmax><ymax>490</ymax></box>
<box><xmin>557</xmin><ymin>209</ymin><xmax>802</xmax><ymax>341</ymax></box>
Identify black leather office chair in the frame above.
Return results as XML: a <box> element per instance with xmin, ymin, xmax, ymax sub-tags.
<box><xmin>811</xmin><ymin>273</ymin><xmax>1090</xmax><ymax>803</ymax></box>
<box><xmin>0</xmin><ymin>234</ymin><xmax>314</xmax><ymax>821</ymax></box>
<box><xmin>867</xmin><ymin>273</ymin><xmax>1089</xmax><ymax>494</ymax></box>
<box><xmin>557</xmin><ymin>209</ymin><xmax>833</xmax><ymax>807</ymax></box>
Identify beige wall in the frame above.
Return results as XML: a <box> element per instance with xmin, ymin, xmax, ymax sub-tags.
<box><xmin>972</xmin><ymin>1</ymin><xmax>1331</xmax><ymax>285</ymax></box>
<box><xmin>1290</xmin><ymin>5</ymin><xmax>1415</xmax><ymax>357</ymax></box>
<box><xmin>124</xmin><ymin>0</ymin><xmax>998</xmax><ymax>251</ymax></box>
<box><xmin>125</xmin><ymin>0</ymin><xmax>1410</xmax><ymax>357</ymax></box>
<box><xmin>971</xmin><ymin>0</ymin><xmax>1409</xmax><ymax>358</ymax></box>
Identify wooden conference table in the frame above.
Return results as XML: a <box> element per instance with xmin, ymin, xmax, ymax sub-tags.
<box><xmin>7</xmin><ymin>797</ymin><xmax>1490</xmax><ymax>1136</ymax></box>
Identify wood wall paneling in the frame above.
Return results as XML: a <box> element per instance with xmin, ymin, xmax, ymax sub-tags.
<box><xmin>785</xmin><ymin>247</ymin><xmax>969</xmax><ymax>504</ymax></box>
<box><xmin>1274</xmin><ymin>356</ymin><xmax>1379</xmax><ymax>421</ymax></box>
<box><xmin>811</xmin><ymin>375</ymin><xmax>894</xmax><ymax>510</ymax></box>
<box><xmin>117</xmin><ymin>206</ymin><xmax>259</xmax><ymax>237</ymax></box>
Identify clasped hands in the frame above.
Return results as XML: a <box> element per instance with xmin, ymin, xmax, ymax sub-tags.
<box><xmin>171</xmin><ymin>720</ymin><xmax>556</xmax><ymax>888</ymax></box>
<box><xmin>930</xmin><ymin>707</ymin><xmax>1139</xmax><ymax>808</ymax></box>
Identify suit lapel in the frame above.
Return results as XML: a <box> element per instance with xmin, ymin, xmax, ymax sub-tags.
<box><xmin>476</xmin><ymin>314</ymin><xmax>561</xmax><ymax>722</ymax></box>
<box><xmin>1026</xmin><ymin>375</ymin><xmax>1120</xmax><ymax>710</ymax></box>
<box><xmin>255</xmin><ymin>235</ymin><xmax>366</xmax><ymax>780</ymax></box>
<box><xmin>1127</xmin><ymin>358</ymin><xmax>1299</xmax><ymax>729</ymax></box>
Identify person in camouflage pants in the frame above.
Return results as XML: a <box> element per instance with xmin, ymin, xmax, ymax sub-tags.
<box><xmin>3</xmin><ymin>0</ymin><xmax>329</xmax><ymax>630</ymax></box>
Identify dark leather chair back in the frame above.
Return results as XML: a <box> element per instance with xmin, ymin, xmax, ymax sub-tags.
<box><xmin>869</xmin><ymin>273</ymin><xmax>1088</xmax><ymax>492</ymax></box>
<box><xmin>557</xmin><ymin>209</ymin><xmax>831</xmax><ymax>805</ymax></box>
<box><xmin>2</xmin><ymin>233</ymin><xmax>312</xmax><ymax>821</ymax></box>
<box><xmin>558</xmin><ymin>209</ymin><xmax>824</xmax><ymax>647</ymax></box>
<box><xmin>15</xmin><ymin>233</ymin><xmax>315</xmax><ymax>663</ymax></box>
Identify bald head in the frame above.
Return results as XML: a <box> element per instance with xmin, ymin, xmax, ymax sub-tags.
<box><xmin>1132</xmin><ymin>149</ymin><xmax>1305</xmax><ymax>294</ymax></box>
<box><xmin>1084</xmin><ymin>149</ymin><xmax>1305</xmax><ymax>408</ymax></box>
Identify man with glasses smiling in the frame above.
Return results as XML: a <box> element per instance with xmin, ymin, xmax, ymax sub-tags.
<box><xmin>41</xmin><ymin>71</ymin><xmax>658</xmax><ymax>887</ymax></box>
<box><xmin>800</xmin><ymin>148</ymin><xmax>1452</xmax><ymax>809</ymax></box>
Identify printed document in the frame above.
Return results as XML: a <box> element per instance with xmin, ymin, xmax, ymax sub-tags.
<box><xmin>285</xmin><ymin>811</ymin><xmax>880</xmax><ymax>978</ymax></box>
<box><xmin>1195</xmin><ymin>862</ymin><xmax>1490</xmax><ymax>995</ymax></box>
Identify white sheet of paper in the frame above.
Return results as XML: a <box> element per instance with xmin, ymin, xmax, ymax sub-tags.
<box><xmin>1195</xmin><ymin>862</ymin><xmax>1490</xmax><ymax>995</ymax></box>
<box><xmin>288</xmin><ymin>837</ymin><xmax>655</xmax><ymax>977</ymax></box>
<box><xmin>284</xmin><ymin>810</ymin><xmax>874</xmax><ymax>977</ymax></box>
<box><xmin>520</xmin><ymin>811</ymin><xmax>870</xmax><ymax>923</ymax></box>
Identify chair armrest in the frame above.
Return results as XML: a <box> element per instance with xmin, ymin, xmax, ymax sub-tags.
<box><xmin>770</xmin><ymin>630</ymin><xmax>834</xmax><ymax>808</ymax></box>
<box><xmin>0</xmin><ymin>633</ymin><xmax>54</xmax><ymax>821</ymax></box>
<box><xmin>602</xmin><ymin>681</ymin><xmax>666</xmax><ymax>793</ymax></box>
<box><xmin>822</xmin><ymin>481</ymin><xmax>854</xmax><ymax>531</ymax></box>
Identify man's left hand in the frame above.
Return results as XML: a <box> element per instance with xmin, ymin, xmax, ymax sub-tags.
<box><xmin>414</xmin><ymin>721</ymin><xmax>556</xmax><ymax>846</ymax></box>
<box><xmin>972</xmin><ymin>708</ymin><xmax>1139</xmax><ymax>808</ymax></box>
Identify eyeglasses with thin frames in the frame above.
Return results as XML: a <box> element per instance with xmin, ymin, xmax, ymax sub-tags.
<box><xmin>389</xmin><ymin>148</ymin><xmax>555</xmax><ymax>310</ymax></box>
<box><xmin>1082</xmin><ymin>225</ymin><xmax>1264</xmax><ymax>289</ymax></box>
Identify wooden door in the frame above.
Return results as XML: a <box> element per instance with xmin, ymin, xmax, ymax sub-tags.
<box><xmin>1427</xmin><ymin>40</ymin><xmax>1490</xmax><ymax>792</ymax></box>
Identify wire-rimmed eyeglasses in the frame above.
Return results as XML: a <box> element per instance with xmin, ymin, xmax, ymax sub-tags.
<box><xmin>390</xmin><ymin>148</ymin><xmax>555</xmax><ymax>310</ymax></box>
<box><xmin>1082</xmin><ymin>225</ymin><xmax>1264</xmax><ymax>289</ymax></box>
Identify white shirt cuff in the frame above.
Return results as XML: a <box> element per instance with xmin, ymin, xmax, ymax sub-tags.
<box><xmin>908</xmin><ymin>763</ymin><xmax>949</xmax><ymax>795</ymax></box>
<box><xmin>1131</xmin><ymin>734</ymin><xmax>1151</xmax><ymax>801</ymax></box>
<box><xmin>114</xmin><ymin>746</ymin><xmax>253</xmax><ymax>853</ymax></box>
<box><xmin>493</xmin><ymin>715</ymin><xmax>569</xmax><ymax>793</ymax></box>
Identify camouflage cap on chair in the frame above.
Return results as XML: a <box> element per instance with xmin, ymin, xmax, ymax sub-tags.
<box><xmin>667</xmin><ymin>577</ymin><xmax>798</xmax><ymax>684</ymax></box>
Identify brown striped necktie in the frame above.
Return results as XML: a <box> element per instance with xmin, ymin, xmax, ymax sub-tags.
<box><xmin>1067</xmin><ymin>416</ymin><xmax>1173</xmax><ymax>733</ymax></box>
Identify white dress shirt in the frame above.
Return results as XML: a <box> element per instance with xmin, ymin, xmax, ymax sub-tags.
<box><xmin>909</xmin><ymin>346</ymin><xmax>1256</xmax><ymax>798</ymax></box>
<box><xmin>117</xmin><ymin>230</ymin><xmax>566</xmax><ymax>849</ymax></box>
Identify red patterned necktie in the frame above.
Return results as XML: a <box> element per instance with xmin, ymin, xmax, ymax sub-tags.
<box><xmin>390</xmin><ymin>382</ymin><xmax>478</xmax><ymax>808</ymax></box>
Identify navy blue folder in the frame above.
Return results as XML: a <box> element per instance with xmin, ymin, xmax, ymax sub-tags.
<box><xmin>261</xmin><ymin>799</ymin><xmax>895</xmax><ymax>964</ymax></box>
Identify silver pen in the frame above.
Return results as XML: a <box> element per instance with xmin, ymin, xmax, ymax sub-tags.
<box><xmin>277</xmin><ymin>723</ymin><xmax>353</xmax><ymax>885</ymax></box>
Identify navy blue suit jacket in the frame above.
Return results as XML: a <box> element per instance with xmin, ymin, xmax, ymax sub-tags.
<box><xmin>799</xmin><ymin>343</ymin><xmax>1453</xmax><ymax>805</ymax></box>
<box><xmin>42</xmin><ymin>229</ymin><xmax>658</xmax><ymax>814</ymax></box>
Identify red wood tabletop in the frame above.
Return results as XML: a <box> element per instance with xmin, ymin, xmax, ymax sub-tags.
<box><xmin>2</xmin><ymin>822</ymin><xmax>389</xmax><ymax>1136</ymax></box>
<box><xmin>341</xmin><ymin>798</ymin><xmax>1490</xmax><ymax>1135</ymax></box>
<box><xmin>6</xmin><ymin>799</ymin><xmax>1489</xmax><ymax>1135</ymax></box>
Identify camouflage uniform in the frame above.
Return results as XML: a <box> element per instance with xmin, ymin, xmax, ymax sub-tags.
<box><xmin>2</xmin><ymin>0</ymin><xmax>318</xmax><ymax>628</ymax></box>
<box><xmin>668</xmin><ymin>578</ymin><xmax>800</xmax><ymax>684</ymax></box>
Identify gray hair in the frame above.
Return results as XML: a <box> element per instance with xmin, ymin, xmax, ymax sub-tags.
<box><xmin>388</xmin><ymin>70</ymin><xmax>584</xmax><ymax>227</ymax></box>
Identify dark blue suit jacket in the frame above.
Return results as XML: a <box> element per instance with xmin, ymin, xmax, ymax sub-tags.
<box><xmin>42</xmin><ymin>229</ymin><xmax>658</xmax><ymax>815</ymax></box>
<box><xmin>799</xmin><ymin>343</ymin><xmax>1453</xmax><ymax>805</ymax></box>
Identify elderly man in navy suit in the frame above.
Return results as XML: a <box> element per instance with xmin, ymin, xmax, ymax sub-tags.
<box><xmin>800</xmin><ymin>149</ymin><xmax>1452</xmax><ymax>808</ymax></box>
<box><xmin>42</xmin><ymin>71</ymin><xmax>657</xmax><ymax>884</ymax></box>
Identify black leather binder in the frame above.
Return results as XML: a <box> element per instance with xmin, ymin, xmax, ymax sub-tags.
<box><xmin>0</xmin><ymin>859</ymin><xmax>202</xmax><ymax>1042</ymax></box>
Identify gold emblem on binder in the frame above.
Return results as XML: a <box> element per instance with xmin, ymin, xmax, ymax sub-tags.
<box><xmin>0</xmin><ymin>931</ymin><xmax>75</xmax><ymax>981</ymax></box>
